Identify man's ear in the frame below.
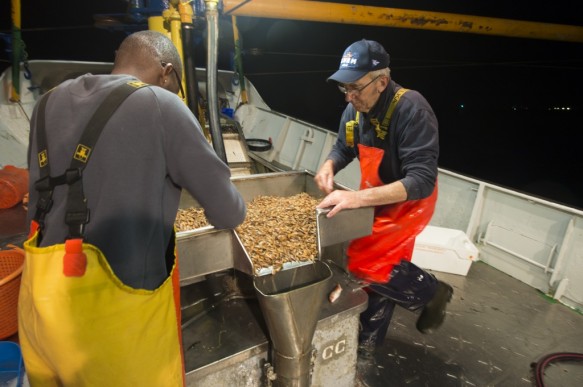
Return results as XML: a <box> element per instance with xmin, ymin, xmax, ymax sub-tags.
<box><xmin>381</xmin><ymin>75</ymin><xmax>390</xmax><ymax>87</ymax></box>
<box><xmin>163</xmin><ymin>63</ymin><xmax>174</xmax><ymax>77</ymax></box>
<box><xmin>377</xmin><ymin>75</ymin><xmax>389</xmax><ymax>92</ymax></box>
<box><xmin>158</xmin><ymin>62</ymin><xmax>171</xmax><ymax>87</ymax></box>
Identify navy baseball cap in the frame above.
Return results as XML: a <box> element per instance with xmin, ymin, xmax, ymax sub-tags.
<box><xmin>327</xmin><ymin>39</ymin><xmax>390</xmax><ymax>84</ymax></box>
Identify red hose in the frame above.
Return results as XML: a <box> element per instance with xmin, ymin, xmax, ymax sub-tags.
<box><xmin>532</xmin><ymin>352</ymin><xmax>583</xmax><ymax>387</ymax></box>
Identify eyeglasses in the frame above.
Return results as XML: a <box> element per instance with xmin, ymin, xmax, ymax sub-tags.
<box><xmin>161</xmin><ymin>62</ymin><xmax>186</xmax><ymax>99</ymax></box>
<box><xmin>338</xmin><ymin>75</ymin><xmax>381</xmax><ymax>96</ymax></box>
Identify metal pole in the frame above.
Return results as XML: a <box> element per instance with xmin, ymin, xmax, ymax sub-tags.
<box><xmin>231</xmin><ymin>15</ymin><xmax>248</xmax><ymax>105</ymax></box>
<box><xmin>181</xmin><ymin>24</ymin><xmax>201</xmax><ymax>118</ymax></box>
<box><xmin>205</xmin><ymin>0</ymin><xmax>228</xmax><ymax>164</ymax></box>
<box><xmin>165</xmin><ymin>1</ymin><xmax>187</xmax><ymax>104</ymax></box>
<box><xmin>10</xmin><ymin>0</ymin><xmax>22</xmax><ymax>102</ymax></box>
<box><xmin>178</xmin><ymin>1</ymin><xmax>202</xmax><ymax>119</ymax></box>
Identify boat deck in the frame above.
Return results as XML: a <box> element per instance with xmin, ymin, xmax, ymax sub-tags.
<box><xmin>2</xmin><ymin>205</ymin><xmax>583</xmax><ymax>386</ymax></box>
<box><xmin>360</xmin><ymin>262</ymin><xmax>583</xmax><ymax>387</ymax></box>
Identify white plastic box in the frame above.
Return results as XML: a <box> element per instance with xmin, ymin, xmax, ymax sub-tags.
<box><xmin>412</xmin><ymin>226</ymin><xmax>479</xmax><ymax>276</ymax></box>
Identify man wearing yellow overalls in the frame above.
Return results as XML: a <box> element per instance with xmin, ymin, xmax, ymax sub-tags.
<box><xmin>20</xmin><ymin>31</ymin><xmax>246</xmax><ymax>386</ymax></box>
<box><xmin>315</xmin><ymin>39</ymin><xmax>453</xmax><ymax>360</ymax></box>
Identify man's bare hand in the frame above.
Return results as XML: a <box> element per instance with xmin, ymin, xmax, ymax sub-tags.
<box><xmin>317</xmin><ymin>189</ymin><xmax>361</xmax><ymax>217</ymax></box>
<box><xmin>314</xmin><ymin>160</ymin><xmax>335</xmax><ymax>194</ymax></box>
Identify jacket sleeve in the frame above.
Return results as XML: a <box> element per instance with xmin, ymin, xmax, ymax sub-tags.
<box><xmin>395</xmin><ymin>93</ymin><xmax>439</xmax><ymax>200</ymax></box>
<box><xmin>161</xmin><ymin>96</ymin><xmax>246</xmax><ymax>229</ymax></box>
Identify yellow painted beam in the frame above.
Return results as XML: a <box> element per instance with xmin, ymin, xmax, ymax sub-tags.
<box><xmin>222</xmin><ymin>0</ymin><xmax>583</xmax><ymax>43</ymax></box>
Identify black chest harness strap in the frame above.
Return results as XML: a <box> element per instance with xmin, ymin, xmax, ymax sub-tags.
<box><xmin>33</xmin><ymin>80</ymin><xmax>149</xmax><ymax>241</ymax></box>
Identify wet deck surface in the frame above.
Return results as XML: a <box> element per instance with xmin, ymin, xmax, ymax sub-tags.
<box><xmin>2</xmin><ymin>205</ymin><xmax>583</xmax><ymax>386</ymax></box>
<box><xmin>359</xmin><ymin>262</ymin><xmax>583</xmax><ymax>387</ymax></box>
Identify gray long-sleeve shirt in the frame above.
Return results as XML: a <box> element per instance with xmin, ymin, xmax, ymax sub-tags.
<box><xmin>27</xmin><ymin>74</ymin><xmax>246</xmax><ymax>289</ymax></box>
<box><xmin>327</xmin><ymin>80</ymin><xmax>439</xmax><ymax>200</ymax></box>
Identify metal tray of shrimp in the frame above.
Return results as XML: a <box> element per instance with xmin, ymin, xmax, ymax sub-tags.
<box><xmin>176</xmin><ymin>171</ymin><xmax>373</xmax><ymax>284</ymax></box>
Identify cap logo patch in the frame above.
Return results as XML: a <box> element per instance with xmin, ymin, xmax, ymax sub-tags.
<box><xmin>340</xmin><ymin>51</ymin><xmax>359</xmax><ymax>68</ymax></box>
<box><xmin>372</xmin><ymin>59</ymin><xmax>379</xmax><ymax>66</ymax></box>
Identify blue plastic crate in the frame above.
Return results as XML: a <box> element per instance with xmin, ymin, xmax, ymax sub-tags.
<box><xmin>0</xmin><ymin>341</ymin><xmax>23</xmax><ymax>387</ymax></box>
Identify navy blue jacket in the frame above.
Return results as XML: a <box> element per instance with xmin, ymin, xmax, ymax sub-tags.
<box><xmin>327</xmin><ymin>80</ymin><xmax>439</xmax><ymax>200</ymax></box>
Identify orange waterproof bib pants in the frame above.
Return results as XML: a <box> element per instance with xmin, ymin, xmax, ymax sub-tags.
<box><xmin>347</xmin><ymin>144</ymin><xmax>437</xmax><ymax>283</ymax></box>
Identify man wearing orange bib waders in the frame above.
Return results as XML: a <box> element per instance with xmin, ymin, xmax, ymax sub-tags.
<box><xmin>315</xmin><ymin>40</ymin><xmax>453</xmax><ymax>360</ymax></box>
<box><xmin>20</xmin><ymin>31</ymin><xmax>246</xmax><ymax>386</ymax></box>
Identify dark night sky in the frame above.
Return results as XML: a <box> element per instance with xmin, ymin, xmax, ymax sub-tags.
<box><xmin>1</xmin><ymin>1</ymin><xmax>582</xmax><ymax>209</ymax></box>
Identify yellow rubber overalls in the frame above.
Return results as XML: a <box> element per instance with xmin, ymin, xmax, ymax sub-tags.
<box><xmin>18</xmin><ymin>82</ymin><xmax>185</xmax><ymax>386</ymax></box>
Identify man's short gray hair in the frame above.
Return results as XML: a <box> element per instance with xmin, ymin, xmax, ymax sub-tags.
<box><xmin>369</xmin><ymin>67</ymin><xmax>390</xmax><ymax>80</ymax></box>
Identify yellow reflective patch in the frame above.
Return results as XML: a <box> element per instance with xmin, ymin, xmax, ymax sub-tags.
<box><xmin>371</xmin><ymin>118</ymin><xmax>387</xmax><ymax>140</ymax></box>
<box><xmin>346</xmin><ymin>120</ymin><xmax>356</xmax><ymax>147</ymax></box>
<box><xmin>127</xmin><ymin>80</ymin><xmax>148</xmax><ymax>88</ymax></box>
<box><xmin>38</xmin><ymin>150</ymin><xmax>48</xmax><ymax>168</ymax></box>
<box><xmin>74</xmin><ymin>144</ymin><xmax>91</xmax><ymax>163</ymax></box>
